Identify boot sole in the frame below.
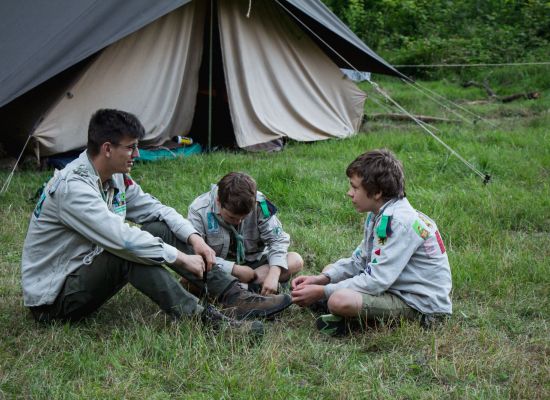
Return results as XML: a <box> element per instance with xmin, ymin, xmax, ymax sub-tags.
<box><xmin>228</xmin><ymin>294</ymin><xmax>293</xmax><ymax>320</ymax></box>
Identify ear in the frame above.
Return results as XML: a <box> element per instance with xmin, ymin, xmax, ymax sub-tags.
<box><xmin>373</xmin><ymin>192</ymin><xmax>383</xmax><ymax>200</ymax></box>
<box><xmin>100</xmin><ymin>142</ymin><xmax>113</xmax><ymax>158</ymax></box>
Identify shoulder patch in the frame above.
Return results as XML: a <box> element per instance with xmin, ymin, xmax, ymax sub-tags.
<box><xmin>412</xmin><ymin>219</ymin><xmax>431</xmax><ymax>240</ymax></box>
<box><xmin>207</xmin><ymin>212</ymin><xmax>220</xmax><ymax>233</ymax></box>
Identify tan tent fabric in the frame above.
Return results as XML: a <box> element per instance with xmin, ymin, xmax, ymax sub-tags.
<box><xmin>32</xmin><ymin>0</ymin><xmax>366</xmax><ymax>156</ymax></box>
<box><xmin>218</xmin><ymin>0</ymin><xmax>367</xmax><ymax>147</ymax></box>
<box><xmin>33</xmin><ymin>2</ymin><xmax>205</xmax><ymax>156</ymax></box>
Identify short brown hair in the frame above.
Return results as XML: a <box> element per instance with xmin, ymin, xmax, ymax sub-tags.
<box><xmin>346</xmin><ymin>149</ymin><xmax>405</xmax><ymax>200</ymax></box>
<box><xmin>87</xmin><ymin>109</ymin><xmax>145</xmax><ymax>156</ymax></box>
<box><xmin>217</xmin><ymin>172</ymin><xmax>257</xmax><ymax>215</ymax></box>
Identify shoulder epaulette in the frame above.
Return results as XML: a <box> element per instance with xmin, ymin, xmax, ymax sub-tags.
<box><xmin>376</xmin><ymin>215</ymin><xmax>392</xmax><ymax>239</ymax></box>
<box><xmin>257</xmin><ymin>193</ymin><xmax>277</xmax><ymax>218</ymax></box>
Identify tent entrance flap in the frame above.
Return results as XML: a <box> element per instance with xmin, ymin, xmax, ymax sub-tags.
<box><xmin>189</xmin><ymin>0</ymin><xmax>235</xmax><ymax>150</ymax></box>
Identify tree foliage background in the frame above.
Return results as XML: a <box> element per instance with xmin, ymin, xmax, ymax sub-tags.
<box><xmin>322</xmin><ymin>0</ymin><xmax>550</xmax><ymax>78</ymax></box>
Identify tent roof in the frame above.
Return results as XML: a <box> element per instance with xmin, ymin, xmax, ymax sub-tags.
<box><xmin>0</xmin><ymin>0</ymin><xmax>405</xmax><ymax>108</ymax></box>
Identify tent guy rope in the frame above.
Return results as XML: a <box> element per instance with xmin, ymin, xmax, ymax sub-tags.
<box><xmin>0</xmin><ymin>134</ymin><xmax>32</xmax><ymax>195</ymax></box>
<box><xmin>274</xmin><ymin>0</ymin><xmax>491</xmax><ymax>183</ymax></box>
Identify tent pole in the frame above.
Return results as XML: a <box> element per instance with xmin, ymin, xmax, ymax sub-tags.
<box><xmin>207</xmin><ymin>0</ymin><xmax>214</xmax><ymax>151</ymax></box>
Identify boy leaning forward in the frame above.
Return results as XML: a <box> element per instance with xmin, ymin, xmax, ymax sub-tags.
<box><xmin>188</xmin><ymin>172</ymin><xmax>303</xmax><ymax>296</ymax></box>
<box><xmin>291</xmin><ymin>149</ymin><xmax>452</xmax><ymax>336</ymax></box>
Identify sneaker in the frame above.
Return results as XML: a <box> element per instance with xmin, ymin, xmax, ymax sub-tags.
<box><xmin>316</xmin><ymin>314</ymin><xmax>349</xmax><ymax>337</ymax></box>
<box><xmin>219</xmin><ymin>282</ymin><xmax>292</xmax><ymax>320</ymax></box>
<box><xmin>308</xmin><ymin>299</ymin><xmax>329</xmax><ymax>314</ymax></box>
<box><xmin>201</xmin><ymin>304</ymin><xmax>265</xmax><ymax>337</ymax></box>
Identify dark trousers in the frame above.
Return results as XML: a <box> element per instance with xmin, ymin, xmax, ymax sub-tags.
<box><xmin>30</xmin><ymin>222</ymin><xmax>236</xmax><ymax>322</ymax></box>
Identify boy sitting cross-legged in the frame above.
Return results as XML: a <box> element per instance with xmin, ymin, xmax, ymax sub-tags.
<box><xmin>291</xmin><ymin>149</ymin><xmax>452</xmax><ymax>336</ymax></box>
<box><xmin>188</xmin><ymin>172</ymin><xmax>303</xmax><ymax>296</ymax></box>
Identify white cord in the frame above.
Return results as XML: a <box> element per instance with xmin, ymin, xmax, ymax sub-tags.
<box><xmin>1</xmin><ymin>135</ymin><xmax>33</xmax><ymax>195</ymax></box>
<box><xmin>405</xmin><ymin>79</ymin><xmax>498</xmax><ymax>128</ymax></box>
<box><xmin>372</xmin><ymin>82</ymin><xmax>488</xmax><ymax>180</ymax></box>
<box><xmin>394</xmin><ymin>61</ymin><xmax>550</xmax><ymax>68</ymax></box>
<box><xmin>272</xmin><ymin>0</ymin><xmax>491</xmax><ymax>182</ymax></box>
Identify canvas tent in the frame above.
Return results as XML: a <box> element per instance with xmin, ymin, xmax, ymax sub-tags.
<box><xmin>0</xmin><ymin>0</ymin><xmax>405</xmax><ymax>158</ymax></box>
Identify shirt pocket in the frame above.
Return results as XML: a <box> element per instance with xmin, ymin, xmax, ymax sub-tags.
<box><xmin>244</xmin><ymin>235</ymin><xmax>263</xmax><ymax>254</ymax></box>
<box><xmin>206</xmin><ymin>234</ymin><xmax>225</xmax><ymax>255</ymax></box>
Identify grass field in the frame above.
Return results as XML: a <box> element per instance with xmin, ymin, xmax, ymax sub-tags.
<box><xmin>1</xmin><ymin>74</ymin><xmax>549</xmax><ymax>399</ymax></box>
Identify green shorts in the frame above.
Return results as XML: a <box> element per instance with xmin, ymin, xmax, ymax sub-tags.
<box><xmin>361</xmin><ymin>292</ymin><xmax>420</xmax><ymax>322</ymax></box>
<box><xmin>242</xmin><ymin>254</ymin><xmax>269</xmax><ymax>270</ymax></box>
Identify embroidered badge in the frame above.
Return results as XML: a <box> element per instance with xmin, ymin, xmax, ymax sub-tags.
<box><xmin>73</xmin><ymin>165</ymin><xmax>89</xmax><ymax>177</ymax></box>
<box><xmin>372</xmin><ymin>258</ymin><xmax>378</xmax><ymax>264</ymax></box>
<box><xmin>207</xmin><ymin>212</ymin><xmax>219</xmax><ymax>233</ymax></box>
<box><xmin>413</xmin><ymin>220</ymin><xmax>430</xmax><ymax>240</ymax></box>
<box><xmin>374</xmin><ymin>248</ymin><xmax>381</xmax><ymax>256</ymax></box>
<box><xmin>353</xmin><ymin>246</ymin><xmax>362</xmax><ymax>257</ymax></box>
<box><xmin>435</xmin><ymin>231</ymin><xmax>446</xmax><ymax>253</ymax></box>
<box><xmin>423</xmin><ymin>240</ymin><xmax>438</xmax><ymax>258</ymax></box>
<box><xmin>112</xmin><ymin>191</ymin><xmax>127</xmax><ymax>215</ymax></box>
<box><xmin>365</xmin><ymin>264</ymin><xmax>372</xmax><ymax>275</ymax></box>
<box><xmin>272</xmin><ymin>226</ymin><xmax>283</xmax><ymax>237</ymax></box>
<box><xmin>123</xmin><ymin>174</ymin><xmax>134</xmax><ymax>188</ymax></box>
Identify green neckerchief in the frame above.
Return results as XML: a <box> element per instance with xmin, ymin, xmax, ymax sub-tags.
<box><xmin>211</xmin><ymin>212</ymin><xmax>245</xmax><ymax>265</ymax></box>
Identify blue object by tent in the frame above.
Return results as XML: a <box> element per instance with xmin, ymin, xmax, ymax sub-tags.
<box><xmin>135</xmin><ymin>143</ymin><xmax>202</xmax><ymax>162</ymax></box>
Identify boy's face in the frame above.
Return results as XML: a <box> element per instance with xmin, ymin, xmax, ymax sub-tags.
<box><xmin>347</xmin><ymin>174</ymin><xmax>383</xmax><ymax>214</ymax></box>
<box><xmin>105</xmin><ymin>135</ymin><xmax>139</xmax><ymax>175</ymax></box>
<box><xmin>218</xmin><ymin>203</ymin><xmax>249</xmax><ymax>226</ymax></box>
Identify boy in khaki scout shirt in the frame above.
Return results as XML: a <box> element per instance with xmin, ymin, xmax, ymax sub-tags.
<box><xmin>188</xmin><ymin>172</ymin><xmax>303</xmax><ymax>295</ymax></box>
<box><xmin>291</xmin><ymin>149</ymin><xmax>452</xmax><ymax>336</ymax></box>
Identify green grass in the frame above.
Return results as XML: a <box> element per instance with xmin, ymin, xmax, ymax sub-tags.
<box><xmin>1</xmin><ymin>76</ymin><xmax>549</xmax><ymax>399</ymax></box>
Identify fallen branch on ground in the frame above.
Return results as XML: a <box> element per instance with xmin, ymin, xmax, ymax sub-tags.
<box><xmin>461</xmin><ymin>81</ymin><xmax>540</xmax><ymax>103</ymax></box>
<box><xmin>368</xmin><ymin>113</ymin><xmax>461</xmax><ymax>123</ymax></box>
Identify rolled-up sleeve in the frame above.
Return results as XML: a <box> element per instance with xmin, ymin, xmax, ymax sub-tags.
<box><xmin>59</xmin><ymin>178</ymin><xmax>178</xmax><ymax>265</ymax></box>
<box><xmin>258</xmin><ymin>214</ymin><xmax>290</xmax><ymax>269</ymax></box>
<box><xmin>124</xmin><ymin>181</ymin><xmax>198</xmax><ymax>243</ymax></box>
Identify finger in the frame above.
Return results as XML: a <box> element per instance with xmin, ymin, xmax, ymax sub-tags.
<box><xmin>207</xmin><ymin>252</ymin><xmax>216</xmax><ymax>266</ymax></box>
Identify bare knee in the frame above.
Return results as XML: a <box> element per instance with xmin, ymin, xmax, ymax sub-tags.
<box><xmin>327</xmin><ymin>289</ymin><xmax>363</xmax><ymax>317</ymax></box>
<box><xmin>280</xmin><ymin>252</ymin><xmax>303</xmax><ymax>281</ymax></box>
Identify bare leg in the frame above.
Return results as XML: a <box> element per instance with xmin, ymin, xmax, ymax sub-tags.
<box><xmin>253</xmin><ymin>252</ymin><xmax>304</xmax><ymax>284</ymax></box>
<box><xmin>327</xmin><ymin>289</ymin><xmax>363</xmax><ymax>317</ymax></box>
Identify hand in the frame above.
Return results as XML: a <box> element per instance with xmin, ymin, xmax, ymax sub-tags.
<box><xmin>172</xmin><ymin>251</ymin><xmax>205</xmax><ymax>279</ymax></box>
<box><xmin>291</xmin><ymin>284</ymin><xmax>326</xmax><ymax>307</ymax></box>
<box><xmin>188</xmin><ymin>234</ymin><xmax>216</xmax><ymax>271</ymax></box>
<box><xmin>232</xmin><ymin>264</ymin><xmax>256</xmax><ymax>283</ymax></box>
<box><xmin>261</xmin><ymin>266</ymin><xmax>282</xmax><ymax>295</ymax></box>
<box><xmin>291</xmin><ymin>274</ymin><xmax>329</xmax><ymax>290</ymax></box>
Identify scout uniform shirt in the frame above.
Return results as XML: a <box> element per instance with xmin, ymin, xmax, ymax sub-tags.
<box><xmin>323</xmin><ymin>197</ymin><xmax>452</xmax><ymax>315</ymax></box>
<box><xmin>21</xmin><ymin>151</ymin><xmax>198</xmax><ymax>307</ymax></box>
<box><xmin>187</xmin><ymin>185</ymin><xmax>290</xmax><ymax>274</ymax></box>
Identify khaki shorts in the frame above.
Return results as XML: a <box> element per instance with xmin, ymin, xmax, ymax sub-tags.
<box><xmin>361</xmin><ymin>292</ymin><xmax>419</xmax><ymax>321</ymax></box>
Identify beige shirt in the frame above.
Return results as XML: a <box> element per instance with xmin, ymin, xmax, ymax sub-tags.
<box><xmin>21</xmin><ymin>151</ymin><xmax>197</xmax><ymax>307</ymax></box>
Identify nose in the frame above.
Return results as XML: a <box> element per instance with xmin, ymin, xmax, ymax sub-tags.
<box><xmin>132</xmin><ymin>148</ymin><xmax>140</xmax><ymax>158</ymax></box>
<box><xmin>346</xmin><ymin>188</ymin><xmax>353</xmax><ymax>198</ymax></box>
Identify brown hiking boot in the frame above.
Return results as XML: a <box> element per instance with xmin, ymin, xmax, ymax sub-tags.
<box><xmin>201</xmin><ymin>304</ymin><xmax>265</xmax><ymax>337</ymax></box>
<box><xmin>219</xmin><ymin>282</ymin><xmax>292</xmax><ymax>320</ymax></box>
